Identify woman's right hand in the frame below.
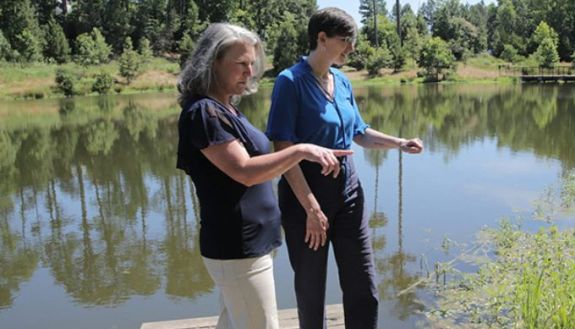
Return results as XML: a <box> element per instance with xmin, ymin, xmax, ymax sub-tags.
<box><xmin>305</xmin><ymin>207</ymin><xmax>329</xmax><ymax>251</ymax></box>
<box><xmin>299</xmin><ymin>144</ymin><xmax>353</xmax><ymax>178</ymax></box>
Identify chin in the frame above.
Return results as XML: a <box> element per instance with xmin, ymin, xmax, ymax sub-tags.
<box><xmin>333</xmin><ymin>56</ymin><xmax>347</xmax><ymax>67</ymax></box>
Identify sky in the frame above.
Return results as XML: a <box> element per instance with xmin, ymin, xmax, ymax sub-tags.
<box><xmin>316</xmin><ymin>0</ymin><xmax>497</xmax><ymax>26</ymax></box>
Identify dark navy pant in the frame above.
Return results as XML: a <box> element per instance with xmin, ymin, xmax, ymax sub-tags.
<box><xmin>278</xmin><ymin>156</ymin><xmax>379</xmax><ymax>329</ymax></box>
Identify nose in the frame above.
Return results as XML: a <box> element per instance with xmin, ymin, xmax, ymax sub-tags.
<box><xmin>245</xmin><ymin>63</ymin><xmax>253</xmax><ymax>77</ymax></box>
<box><xmin>347</xmin><ymin>42</ymin><xmax>355</xmax><ymax>52</ymax></box>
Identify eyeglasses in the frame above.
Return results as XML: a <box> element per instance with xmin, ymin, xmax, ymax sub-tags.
<box><xmin>336</xmin><ymin>36</ymin><xmax>356</xmax><ymax>45</ymax></box>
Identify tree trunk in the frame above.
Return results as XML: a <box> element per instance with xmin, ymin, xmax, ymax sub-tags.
<box><xmin>396</xmin><ymin>0</ymin><xmax>402</xmax><ymax>46</ymax></box>
<box><xmin>372</xmin><ymin>0</ymin><xmax>379</xmax><ymax>47</ymax></box>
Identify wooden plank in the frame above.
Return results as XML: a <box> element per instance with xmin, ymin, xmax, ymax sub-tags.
<box><xmin>140</xmin><ymin>304</ymin><xmax>344</xmax><ymax>329</ymax></box>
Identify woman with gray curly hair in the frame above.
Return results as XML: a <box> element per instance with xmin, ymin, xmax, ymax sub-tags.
<box><xmin>176</xmin><ymin>23</ymin><xmax>352</xmax><ymax>329</ymax></box>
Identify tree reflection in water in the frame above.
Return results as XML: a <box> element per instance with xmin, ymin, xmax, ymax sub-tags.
<box><xmin>0</xmin><ymin>95</ymin><xmax>212</xmax><ymax>309</ymax></box>
<box><xmin>1</xmin><ymin>84</ymin><xmax>575</xmax><ymax>326</ymax></box>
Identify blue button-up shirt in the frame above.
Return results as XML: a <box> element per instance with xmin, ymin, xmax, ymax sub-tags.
<box><xmin>266</xmin><ymin>57</ymin><xmax>368</xmax><ymax>149</ymax></box>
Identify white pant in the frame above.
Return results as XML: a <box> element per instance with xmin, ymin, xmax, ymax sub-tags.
<box><xmin>202</xmin><ymin>254</ymin><xmax>279</xmax><ymax>329</ymax></box>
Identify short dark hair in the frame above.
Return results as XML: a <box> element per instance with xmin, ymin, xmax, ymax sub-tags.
<box><xmin>308</xmin><ymin>7</ymin><xmax>357</xmax><ymax>50</ymax></box>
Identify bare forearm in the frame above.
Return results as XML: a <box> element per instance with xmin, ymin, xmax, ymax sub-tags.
<box><xmin>234</xmin><ymin>145</ymin><xmax>308</xmax><ymax>186</ymax></box>
<box><xmin>354</xmin><ymin>128</ymin><xmax>406</xmax><ymax>149</ymax></box>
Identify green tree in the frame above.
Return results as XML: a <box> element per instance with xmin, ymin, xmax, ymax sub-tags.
<box><xmin>419</xmin><ymin>0</ymin><xmax>436</xmax><ymax>30</ymax></box>
<box><xmin>119</xmin><ymin>37</ymin><xmax>142</xmax><ymax>85</ymax></box>
<box><xmin>367</xmin><ymin>47</ymin><xmax>392</xmax><ymax>76</ymax></box>
<box><xmin>102</xmin><ymin>0</ymin><xmax>134</xmax><ymax>53</ymax></box>
<box><xmin>362</xmin><ymin>14</ymin><xmax>399</xmax><ymax>49</ymax></box>
<box><xmin>359</xmin><ymin>0</ymin><xmax>387</xmax><ymax>47</ymax></box>
<box><xmin>535</xmin><ymin>37</ymin><xmax>559</xmax><ymax>69</ymax></box>
<box><xmin>15</xmin><ymin>28</ymin><xmax>43</xmax><ymax>62</ymax></box>
<box><xmin>55</xmin><ymin>68</ymin><xmax>78</xmax><ymax>96</ymax></box>
<box><xmin>390</xmin><ymin>44</ymin><xmax>406</xmax><ymax>72</ymax></box>
<box><xmin>178</xmin><ymin>33</ymin><xmax>194</xmax><ymax>68</ymax></box>
<box><xmin>417</xmin><ymin>37</ymin><xmax>454</xmax><ymax>81</ymax></box>
<box><xmin>92</xmin><ymin>72</ymin><xmax>114</xmax><ymax>94</ymax></box>
<box><xmin>0</xmin><ymin>31</ymin><xmax>16</xmax><ymax>61</ymax></box>
<box><xmin>0</xmin><ymin>0</ymin><xmax>44</xmax><ymax>62</ymax></box>
<box><xmin>138</xmin><ymin>37</ymin><xmax>153</xmax><ymax>64</ymax></box>
<box><xmin>359</xmin><ymin>0</ymin><xmax>388</xmax><ymax>24</ymax></box>
<box><xmin>272</xmin><ymin>14</ymin><xmax>300</xmax><ymax>74</ymax></box>
<box><xmin>531</xmin><ymin>21</ymin><xmax>559</xmax><ymax>50</ymax></box>
<box><xmin>44</xmin><ymin>17</ymin><xmax>70</xmax><ymax>63</ymax></box>
<box><xmin>431</xmin><ymin>0</ymin><xmax>463</xmax><ymax>40</ymax></box>
<box><xmin>197</xmin><ymin>0</ymin><xmax>237</xmax><ymax>22</ymax></box>
<box><xmin>75</xmin><ymin>28</ymin><xmax>111</xmax><ymax>66</ymax></box>
<box><xmin>448</xmin><ymin>17</ymin><xmax>482</xmax><ymax>60</ymax></box>
<box><xmin>500</xmin><ymin>44</ymin><xmax>518</xmax><ymax>63</ymax></box>
<box><xmin>493</xmin><ymin>0</ymin><xmax>524</xmax><ymax>56</ymax></box>
<box><xmin>347</xmin><ymin>36</ymin><xmax>375</xmax><ymax>71</ymax></box>
<box><xmin>229</xmin><ymin>8</ymin><xmax>257</xmax><ymax>32</ymax></box>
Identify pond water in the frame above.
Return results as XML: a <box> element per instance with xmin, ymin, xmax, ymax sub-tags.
<box><xmin>0</xmin><ymin>84</ymin><xmax>574</xmax><ymax>329</ymax></box>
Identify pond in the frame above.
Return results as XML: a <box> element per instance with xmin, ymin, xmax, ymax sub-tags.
<box><xmin>0</xmin><ymin>83</ymin><xmax>574</xmax><ymax>329</ymax></box>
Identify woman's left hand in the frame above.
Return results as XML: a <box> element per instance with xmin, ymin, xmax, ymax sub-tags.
<box><xmin>399</xmin><ymin>138</ymin><xmax>424</xmax><ymax>154</ymax></box>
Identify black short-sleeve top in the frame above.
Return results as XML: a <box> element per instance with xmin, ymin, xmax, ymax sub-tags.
<box><xmin>177</xmin><ymin>97</ymin><xmax>281</xmax><ymax>260</ymax></box>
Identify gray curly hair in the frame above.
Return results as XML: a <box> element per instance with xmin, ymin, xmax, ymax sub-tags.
<box><xmin>177</xmin><ymin>23</ymin><xmax>266</xmax><ymax>107</ymax></box>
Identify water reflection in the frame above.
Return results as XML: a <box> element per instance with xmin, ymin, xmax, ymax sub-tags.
<box><xmin>0</xmin><ymin>94</ymin><xmax>212</xmax><ymax>311</ymax></box>
<box><xmin>0</xmin><ymin>84</ymin><xmax>574</xmax><ymax>328</ymax></box>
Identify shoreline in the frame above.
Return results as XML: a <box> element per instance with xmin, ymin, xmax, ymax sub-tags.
<box><xmin>0</xmin><ymin>58</ymin><xmax>519</xmax><ymax>102</ymax></box>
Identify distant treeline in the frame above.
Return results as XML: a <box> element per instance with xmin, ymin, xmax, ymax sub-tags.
<box><xmin>0</xmin><ymin>0</ymin><xmax>574</xmax><ymax>75</ymax></box>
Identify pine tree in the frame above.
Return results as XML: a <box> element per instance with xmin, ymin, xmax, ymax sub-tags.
<box><xmin>119</xmin><ymin>37</ymin><xmax>142</xmax><ymax>85</ymax></box>
<box><xmin>359</xmin><ymin>0</ymin><xmax>387</xmax><ymax>24</ymax></box>
<box><xmin>138</xmin><ymin>37</ymin><xmax>153</xmax><ymax>64</ymax></box>
<box><xmin>75</xmin><ymin>28</ymin><xmax>111</xmax><ymax>66</ymax></box>
<box><xmin>1</xmin><ymin>0</ymin><xmax>44</xmax><ymax>62</ymax></box>
<box><xmin>0</xmin><ymin>31</ymin><xmax>15</xmax><ymax>61</ymax></box>
<box><xmin>102</xmin><ymin>0</ymin><xmax>133</xmax><ymax>53</ymax></box>
<box><xmin>536</xmin><ymin>37</ymin><xmax>559</xmax><ymax>69</ymax></box>
<box><xmin>178</xmin><ymin>33</ymin><xmax>194</xmax><ymax>68</ymax></box>
<box><xmin>44</xmin><ymin>17</ymin><xmax>71</xmax><ymax>63</ymax></box>
<box><xmin>273</xmin><ymin>14</ymin><xmax>300</xmax><ymax>74</ymax></box>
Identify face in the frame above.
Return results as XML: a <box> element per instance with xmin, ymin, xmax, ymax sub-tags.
<box><xmin>212</xmin><ymin>41</ymin><xmax>256</xmax><ymax>98</ymax></box>
<box><xmin>318</xmin><ymin>32</ymin><xmax>355</xmax><ymax>66</ymax></box>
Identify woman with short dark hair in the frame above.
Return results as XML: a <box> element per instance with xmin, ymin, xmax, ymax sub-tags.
<box><xmin>266</xmin><ymin>7</ymin><xmax>424</xmax><ymax>329</ymax></box>
<box><xmin>177</xmin><ymin>23</ymin><xmax>351</xmax><ymax>329</ymax></box>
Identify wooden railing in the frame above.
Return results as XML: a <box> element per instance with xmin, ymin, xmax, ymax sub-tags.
<box><xmin>498</xmin><ymin>65</ymin><xmax>575</xmax><ymax>76</ymax></box>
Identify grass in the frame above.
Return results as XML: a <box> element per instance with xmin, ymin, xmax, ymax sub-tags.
<box><xmin>0</xmin><ymin>58</ymin><xmax>180</xmax><ymax>100</ymax></box>
<box><xmin>0</xmin><ymin>54</ymin><xmax>520</xmax><ymax>101</ymax></box>
<box><xmin>422</xmin><ymin>171</ymin><xmax>575</xmax><ymax>329</ymax></box>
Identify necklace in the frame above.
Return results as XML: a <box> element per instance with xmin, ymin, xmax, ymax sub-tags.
<box><xmin>312</xmin><ymin>72</ymin><xmax>334</xmax><ymax>101</ymax></box>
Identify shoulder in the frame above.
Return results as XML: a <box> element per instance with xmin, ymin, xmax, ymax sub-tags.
<box><xmin>277</xmin><ymin>59</ymin><xmax>308</xmax><ymax>82</ymax></box>
<box><xmin>331</xmin><ymin>67</ymin><xmax>352</xmax><ymax>86</ymax></box>
<box><xmin>183</xmin><ymin>97</ymin><xmax>222</xmax><ymax>119</ymax></box>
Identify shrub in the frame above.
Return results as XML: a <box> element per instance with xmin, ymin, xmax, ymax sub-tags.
<box><xmin>119</xmin><ymin>37</ymin><xmax>142</xmax><ymax>85</ymax></box>
<box><xmin>535</xmin><ymin>37</ymin><xmax>559</xmax><ymax>68</ymax></box>
<box><xmin>55</xmin><ymin>68</ymin><xmax>77</xmax><ymax>96</ymax></box>
<box><xmin>417</xmin><ymin>37</ymin><xmax>455</xmax><ymax>81</ymax></box>
<box><xmin>75</xmin><ymin>28</ymin><xmax>111</xmax><ymax>66</ymax></box>
<box><xmin>92</xmin><ymin>72</ymin><xmax>114</xmax><ymax>94</ymax></box>
<box><xmin>500</xmin><ymin>44</ymin><xmax>519</xmax><ymax>63</ymax></box>
<box><xmin>366</xmin><ymin>47</ymin><xmax>392</xmax><ymax>77</ymax></box>
<box><xmin>347</xmin><ymin>37</ymin><xmax>374</xmax><ymax>71</ymax></box>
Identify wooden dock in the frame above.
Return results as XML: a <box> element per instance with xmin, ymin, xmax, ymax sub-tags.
<box><xmin>520</xmin><ymin>75</ymin><xmax>575</xmax><ymax>82</ymax></box>
<box><xmin>140</xmin><ymin>304</ymin><xmax>344</xmax><ymax>329</ymax></box>
<box><xmin>498</xmin><ymin>65</ymin><xmax>575</xmax><ymax>83</ymax></box>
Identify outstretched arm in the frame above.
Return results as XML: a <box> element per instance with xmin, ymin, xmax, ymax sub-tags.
<box><xmin>201</xmin><ymin>139</ymin><xmax>352</xmax><ymax>187</ymax></box>
<box><xmin>353</xmin><ymin>128</ymin><xmax>424</xmax><ymax>153</ymax></box>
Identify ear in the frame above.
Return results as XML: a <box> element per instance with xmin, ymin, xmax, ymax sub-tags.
<box><xmin>317</xmin><ymin>31</ymin><xmax>328</xmax><ymax>46</ymax></box>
